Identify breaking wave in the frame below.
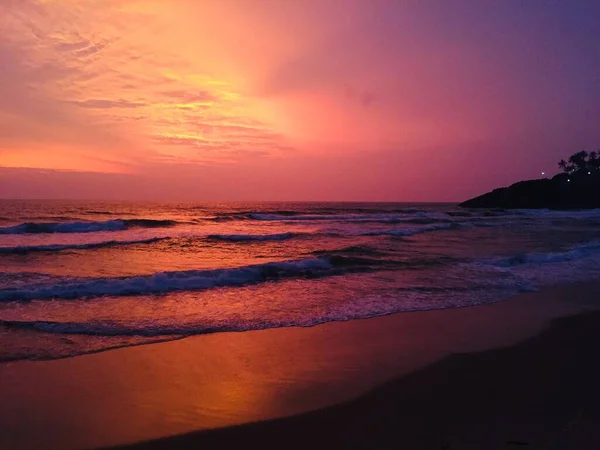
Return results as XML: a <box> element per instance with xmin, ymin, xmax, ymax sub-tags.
<box><xmin>483</xmin><ymin>239</ymin><xmax>600</xmax><ymax>267</ymax></box>
<box><xmin>0</xmin><ymin>257</ymin><xmax>340</xmax><ymax>301</ymax></box>
<box><xmin>206</xmin><ymin>210</ymin><xmax>454</xmax><ymax>223</ymax></box>
<box><xmin>359</xmin><ymin>223</ymin><xmax>457</xmax><ymax>236</ymax></box>
<box><xmin>0</xmin><ymin>219</ymin><xmax>179</xmax><ymax>234</ymax></box>
<box><xmin>0</xmin><ymin>237</ymin><xmax>170</xmax><ymax>255</ymax></box>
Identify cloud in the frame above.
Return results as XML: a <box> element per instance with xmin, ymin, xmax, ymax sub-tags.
<box><xmin>74</xmin><ymin>41</ymin><xmax>109</xmax><ymax>58</ymax></box>
<box><xmin>0</xmin><ymin>0</ymin><xmax>291</xmax><ymax>171</ymax></box>
<box><xmin>159</xmin><ymin>89</ymin><xmax>216</xmax><ymax>103</ymax></box>
<box><xmin>4</xmin><ymin>0</ymin><xmax>596</xmax><ymax>201</ymax></box>
<box><xmin>70</xmin><ymin>99</ymin><xmax>146</xmax><ymax>109</ymax></box>
<box><xmin>152</xmin><ymin>135</ymin><xmax>206</xmax><ymax>147</ymax></box>
<box><xmin>57</xmin><ymin>39</ymin><xmax>92</xmax><ymax>52</ymax></box>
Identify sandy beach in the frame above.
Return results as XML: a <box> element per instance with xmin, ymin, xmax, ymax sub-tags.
<box><xmin>1</xmin><ymin>282</ymin><xmax>599</xmax><ymax>450</ymax></box>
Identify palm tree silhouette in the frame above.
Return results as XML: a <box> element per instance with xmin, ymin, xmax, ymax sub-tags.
<box><xmin>558</xmin><ymin>150</ymin><xmax>600</xmax><ymax>174</ymax></box>
<box><xmin>568</xmin><ymin>151</ymin><xmax>589</xmax><ymax>170</ymax></box>
<box><xmin>558</xmin><ymin>159</ymin><xmax>571</xmax><ymax>172</ymax></box>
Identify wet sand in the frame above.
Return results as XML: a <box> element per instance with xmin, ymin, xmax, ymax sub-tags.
<box><xmin>116</xmin><ymin>311</ymin><xmax>600</xmax><ymax>450</ymax></box>
<box><xmin>1</xmin><ymin>283</ymin><xmax>599</xmax><ymax>450</ymax></box>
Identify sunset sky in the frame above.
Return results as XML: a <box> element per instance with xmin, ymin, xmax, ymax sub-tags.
<box><xmin>1</xmin><ymin>0</ymin><xmax>599</xmax><ymax>201</ymax></box>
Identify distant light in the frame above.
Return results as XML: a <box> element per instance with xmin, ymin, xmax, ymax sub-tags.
<box><xmin>589</xmin><ymin>172</ymin><xmax>592</xmax><ymax>175</ymax></box>
<box><xmin>568</xmin><ymin>179</ymin><xmax>571</xmax><ymax>182</ymax></box>
<box><xmin>541</xmin><ymin>171</ymin><xmax>545</xmax><ymax>176</ymax></box>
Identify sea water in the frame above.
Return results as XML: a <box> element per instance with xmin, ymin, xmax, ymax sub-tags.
<box><xmin>2</xmin><ymin>200</ymin><xmax>600</xmax><ymax>362</ymax></box>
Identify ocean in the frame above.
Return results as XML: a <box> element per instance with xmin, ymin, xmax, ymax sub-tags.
<box><xmin>2</xmin><ymin>200</ymin><xmax>600</xmax><ymax>363</ymax></box>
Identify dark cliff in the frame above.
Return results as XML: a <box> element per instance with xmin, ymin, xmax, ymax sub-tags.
<box><xmin>459</xmin><ymin>171</ymin><xmax>600</xmax><ymax>209</ymax></box>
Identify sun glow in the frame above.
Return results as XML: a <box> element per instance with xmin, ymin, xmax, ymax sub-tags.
<box><xmin>1</xmin><ymin>1</ymin><xmax>599</xmax><ymax>200</ymax></box>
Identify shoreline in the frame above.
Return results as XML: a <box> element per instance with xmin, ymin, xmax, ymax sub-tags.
<box><xmin>0</xmin><ymin>280</ymin><xmax>591</xmax><ymax>365</ymax></box>
<box><xmin>115</xmin><ymin>308</ymin><xmax>600</xmax><ymax>450</ymax></box>
<box><xmin>1</xmin><ymin>281</ymin><xmax>599</xmax><ymax>450</ymax></box>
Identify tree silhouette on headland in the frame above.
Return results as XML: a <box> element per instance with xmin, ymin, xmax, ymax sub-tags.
<box><xmin>461</xmin><ymin>148</ymin><xmax>600</xmax><ymax>208</ymax></box>
<box><xmin>558</xmin><ymin>150</ymin><xmax>600</xmax><ymax>174</ymax></box>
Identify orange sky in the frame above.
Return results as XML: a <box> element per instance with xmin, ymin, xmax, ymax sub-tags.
<box><xmin>1</xmin><ymin>0</ymin><xmax>599</xmax><ymax>201</ymax></box>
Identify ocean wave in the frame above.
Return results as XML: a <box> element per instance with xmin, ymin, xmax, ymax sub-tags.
<box><xmin>0</xmin><ymin>218</ymin><xmax>179</xmax><ymax>234</ymax></box>
<box><xmin>294</xmin><ymin>207</ymin><xmax>423</xmax><ymax>215</ymax></box>
<box><xmin>0</xmin><ymin>257</ymin><xmax>339</xmax><ymax>301</ymax></box>
<box><xmin>211</xmin><ymin>209</ymin><xmax>425</xmax><ymax>220</ymax></box>
<box><xmin>359</xmin><ymin>223</ymin><xmax>457</xmax><ymax>237</ymax></box>
<box><xmin>206</xmin><ymin>232</ymin><xmax>303</xmax><ymax>242</ymax></box>
<box><xmin>508</xmin><ymin>209</ymin><xmax>600</xmax><ymax>219</ymax></box>
<box><xmin>0</xmin><ymin>237</ymin><xmax>170</xmax><ymax>255</ymax></box>
<box><xmin>206</xmin><ymin>210</ymin><xmax>453</xmax><ymax>223</ymax></box>
<box><xmin>0</xmin><ymin>282</ymin><xmax>520</xmax><ymax>340</ymax></box>
<box><xmin>248</xmin><ymin>212</ymin><xmax>449</xmax><ymax>222</ymax></box>
<box><xmin>312</xmin><ymin>244</ymin><xmax>391</xmax><ymax>258</ymax></box>
<box><xmin>483</xmin><ymin>240</ymin><xmax>600</xmax><ymax>267</ymax></box>
<box><xmin>0</xmin><ymin>251</ymin><xmax>448</xmax><ymax>302</ymax></box>
<box><xmin>0</xmin><ymin>319</ymin><xmax>242</xmax><ymax>338</ymax></box>
<box><xmin>206</xmin><ymin>210</ymin><xmax>305</xmax><ymax>221</ymax></box>
<box><xmin>125</xmin><ymin>219</ymin><xmax>180</xmax><ymax>228</ymax></box>
<box><xmin>357</xmin><ymin>219</ymin><xmax>510</xmax><ymax>236</ymax></box>
<box><xmin>205</xmin><ymin>208</ymin><xmax>567</xmax><ymax>225</ymax></box>
<box><xmin>27</xmin><ymin>216</ymin><xmax>78</xmax><ymax>222</ymax></box>
<box><xmin>316</xmin><ymin>245</ymin><xmax>465</xmax><ymax>268</ymax></box>
<box><xmin>1</xmin><ymin>319</ymin><xmax>177</xmax><ymax>336</ymax></box>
